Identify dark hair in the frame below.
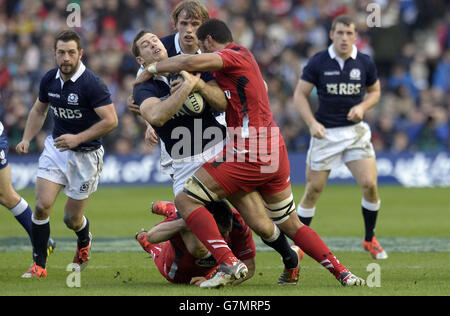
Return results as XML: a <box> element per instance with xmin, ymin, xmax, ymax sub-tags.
<box><xmin>131</xmin><ymin>30</ymin><xmax>151</xmax><ymax>57</ymax></box>
<box><xmin>196</xmin><ymin>18</ymin><xmax>233</xmax><ymax>44</ymax></box>
<box><xmin>171</xmin><ymin>0</ymin><xmax>210</xmax><ymax>25</ymax></box>
<box><xmin>205</xmin><ymin>200</ymin><xmax>233</xmax><ymax>230</ymax></box>
<box><xmin>331</xmin><ymin>15</ymin><xmax>357</xmax><ymax>32</ymax></box>
<box><xmin>54</xmin><ymin>29</ymin><xmax>82</xmax><ymax>50</ymax></box>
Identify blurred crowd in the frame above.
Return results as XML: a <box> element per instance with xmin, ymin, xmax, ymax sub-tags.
<box><xmin>0</xmin><ymin>0</ymin><xmax>448</xmax><ymax>155</ymax></box>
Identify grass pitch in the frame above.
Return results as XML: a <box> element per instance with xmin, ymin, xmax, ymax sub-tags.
<box><xmin>0</xmin><ymin>185</ymin><xmax>449</xmax><ymax>296</ymax></box>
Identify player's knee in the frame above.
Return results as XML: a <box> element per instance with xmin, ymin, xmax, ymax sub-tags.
<box><xmin>304</xmin><ymin>183</ymin><xmax>324</xmax><ymax>202</ymax></box>
<box><xmin>360</xmin><ymin>179</ymin><xmax>378</xmax><ymax>196</ymax></box>
<box><xmin>0</xmin><ymin>186</ymin><xmax>19</xmax><ymax>208</ymax></box>
<box><xmin>63</xmin><ymin>213</ymin><xmax>83</xmax><ymax>230</ymax></box>
<box><xmin>265</xmin><ymin>194</ymin><xmax>296</xmax><ymax>226</ymax></box>
<box><xmin>34</xmin><ymin>202</ymin><xmax>51</xmax><ymax>220</ymax></box>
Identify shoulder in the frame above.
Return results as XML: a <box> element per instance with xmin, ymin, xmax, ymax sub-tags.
<box><xmin>356</xmin><ymin>51</ymin><xmax>376</xmax><ymax>67</ymax></box>
<box><xmin>307</xmin><ymin>50</ymin><xmax>330</xmax><ymax>66</ymax></box>
<box><xmin>40</xmin><ymin>68</ymin><xmax>58</xmax><ymax>85</ymax></box>
<box><xmin>160</xmin><ymin>33</ymin><xmax>177</xmax><ymax>57</ymax></box>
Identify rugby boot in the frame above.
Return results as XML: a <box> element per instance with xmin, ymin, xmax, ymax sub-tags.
<box><xmin>21</xmin><ymin>262</ymin><xmax>47</xmax><ymax>279</ymax></box>
<box><xmin>277</xmin><ymin>245</ymin><xmax>304</xmax><ymax>285</ymax></box>
<box><xmin>73</xmin><ymin>232</ymin><xmax>92</xmax><ymax>271</ymax></box>
<box><xmin>363</xmin><ymin>236</ymin><xmax>388</xmax><ymax>260</ymax></box>
<box><xmin>200</xmin><ymin>259</ymin><xmax>248</xmax><ymax>289</ymax></box>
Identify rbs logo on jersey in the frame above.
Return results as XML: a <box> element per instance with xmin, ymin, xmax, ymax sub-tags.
<box><xmin>326</xmin><ymin>83</ymin><xmax>362</xmax><ymax>95</ymax></box>
<box><xmin>50</xmin><ymin>105</ymin><xmax>82</xmax><ymax>119</ymax></box>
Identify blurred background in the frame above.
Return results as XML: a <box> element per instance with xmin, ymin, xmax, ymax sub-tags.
<box><xmin>0</xmin><ymin>0</ymin><xmax>449</xmax><ymax>187</ymax></box>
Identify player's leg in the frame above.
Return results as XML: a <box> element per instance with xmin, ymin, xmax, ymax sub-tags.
<box><xmin>227</xmin><ymin>190</ymin><xmax>301</xmax><ymax>285</ymax></box>
<box><xmin>21</xmin><ymin>177</ymin><xmax>62</xmax><ymax>278</ymax></box>
<box><xmin>175</xmin><ymin>167</ymin><xmax>236</xmax><ymax>265</ymax></box>
<box><xmin>64</xmin><ymin>197</ymin><xmax>93</xmax><ymax>270</ymax></box>
<box><xmin>297</xmin><ymin>166</ymin><xmax>330</xmax><ymax>226</ymax></box>
<box><xmin>345</xmin><ymin>157</ymin><xmax>387</xmax><ymax>259</ymax></box>
<box><xmin>264</xmin><ymin>185</ymin><xmax>365</xmax><ymax>286</ymax></box>
<box><xmin>175</xmin><ymin>167</ymin><xmax>248</xmax><ymax>287</ymax></box>
<box><xmin>0</xmin><ymin>164</ymin><xmax>33</xmax><ymax>242</ymax></box>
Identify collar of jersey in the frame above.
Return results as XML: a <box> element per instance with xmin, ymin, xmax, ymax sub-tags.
<box><xmin>328</xmin><ymin>44</ymin><xmax>357</xmax><ymax>60</ymax></box>
<box><xmin>174</xmin><ymin>32</ymin><xmax>201</xmax><ymax>55</ymax></box>
<box><xmin>55</xmin><ymin>61</ymin><xmax>86</xmax><ymax>82</ymax></box>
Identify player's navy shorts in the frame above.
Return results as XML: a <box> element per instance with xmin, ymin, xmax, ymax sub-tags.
<box><xmin>0</xmin><ymin>130</ymin><xmax>9</xmax><ymax>170</ymax></box>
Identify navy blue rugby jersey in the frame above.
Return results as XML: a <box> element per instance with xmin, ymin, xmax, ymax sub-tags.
<box><xmin>38</xmin><ymin>62</ymin><xmax>112</xmax><ymax>151</ymax></box>
<box><xmin>301</xmin><ymin>45</ymin><xmax>378</xmax><ymax>128</ymax></box>
<box><xmin>133</xmin><ymin>75</ymin><xmax>226</xmax><ymax>160</ymax></box>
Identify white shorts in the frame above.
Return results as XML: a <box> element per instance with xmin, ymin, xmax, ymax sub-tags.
<box><xmin>306</xmin><ymin>122</ymin><xmax>375</xmax><ymax>171</ymax></box>
<box><xmin>37</xmin><ymin>136</ymin><xmax>104</xmax><ymax>200</ymax></box>
<box><xmin>172</xmin><ymin>139</ymin><xmax>225</xmax><ymax>196</ymax></box>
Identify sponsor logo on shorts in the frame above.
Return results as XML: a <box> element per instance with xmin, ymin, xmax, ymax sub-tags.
<box><xmin>0</xmin><ymin>150</ymin><xmax>6</xmax><ymax>165</ymax></box>
<box><xmin>79</xmin><ymin>182</ymin><xmax>90</xmax><ymax>193</ymax></box>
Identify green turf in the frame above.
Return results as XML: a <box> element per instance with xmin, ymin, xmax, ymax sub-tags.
<box><xmin>0</xmin><ymin>185</ymin><xmax>449</xmax><ymax>296</ymax></box>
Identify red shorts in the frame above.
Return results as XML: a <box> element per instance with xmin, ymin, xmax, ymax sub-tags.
<box><xmin>203</xmin><ymin>144</ymin><xmax>291</xmax><ymax>196</ymax></box>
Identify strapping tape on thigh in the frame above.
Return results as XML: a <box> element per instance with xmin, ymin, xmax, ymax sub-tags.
<box><xmin>183</xmin><ymin>176</ymin><xmax>220</xmax><ymax>204</ymax></box>
<box><xmin>265</xmin><ymin>194</ymin><xmax>296</xmax><ymax>224</ymax></box>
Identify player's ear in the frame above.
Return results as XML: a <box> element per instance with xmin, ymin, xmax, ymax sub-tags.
<box><xmin>79</xmin><ymin>48</ymin><xmax>84</xmax><ymax>60</ymax></box>
<box><xmin>136</xmin><ymin>56</ymin><xmax>144</xmax><ymax>65</ymax></box>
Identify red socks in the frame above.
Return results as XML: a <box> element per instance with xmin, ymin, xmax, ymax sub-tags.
<box><xmin>185</xmin><ymin>207</ymin><xmax>237</xmax><ymax>265</ymax></box>
<box><xmin>293</xmin><ymin>225</ymin><xmax>346</xmax><ymax>278</ymax></box>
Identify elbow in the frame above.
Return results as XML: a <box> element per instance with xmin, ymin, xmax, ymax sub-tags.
<box><xmin>141</xmin><ymin>104</ymin><xmax>165</xmax><ymax>127</ymax></box>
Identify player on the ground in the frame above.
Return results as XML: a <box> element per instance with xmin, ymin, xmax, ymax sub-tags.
<box><xmin>16</xmin><ymin>30</ymin><xmax>118</xmax><ymax>278</ymax></box>
<box><xmin>135</xmin><ymin>19</ymin><xmax>366</xmax><ymax>288</ymax></box>
<box><xmin>0</xmin><ymin>121</ymin><xmax>56</xmax><ymax>257</ymax></box>
<box><xmin>292</xmin><ymin>15</ymin><xmax>387</xmax><ymax>260</ymax></box>
<box><xmin>136</xmin><ymin>200</ymin><xmax>263</xmax><ymax>286</ymax></box>
<box><xmin>132</xmin><ymin>29</ymin><xmax>302</xmax><ymax>285</ymax></box>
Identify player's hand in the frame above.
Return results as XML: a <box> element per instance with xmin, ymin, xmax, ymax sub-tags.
<box><xmin>309</xmin><ymin>121</ymin><xmax>327</xmax><ymax>139</ymax></box>
<box><xmin>145</xmin><ymin>124</ymin><xmax>158</xmax><ymax>147</ymax></box>
<box><xmin>16</xmin><ymin>140</ymin><xmax>30</xmax><ymax>155</ymax></box>
<box><xmin>190</xmin><ymin>276</ymin><xmax>207</xmax><ymax>286</ymax></box>
<box><xmin>347</xmin><ymin>104</ymin><xmax>365</xmax><ymax>123</ymax></box>
<box><xmin>170</xmin><ymin>77</ymin><xmax>183</xmax><ymax>94</ymax></box>
<box><xmin>179</xmin><ymin>71</ymin><xmax>201</xmax><ymax>90</ymax></box>
<box><xmin>134</xmin><ymin>65</ymin><xmax>154</xmax><ymax>86</ymax></box>
<box><xmin>127</xmin><ymin>95</ymin><xmax>141</xmax><ymax>115</ymax></box>
<box><xmin>54</xmin><ymin>134</ymin><xmax>80</xmax><ymax>152</ymax></box>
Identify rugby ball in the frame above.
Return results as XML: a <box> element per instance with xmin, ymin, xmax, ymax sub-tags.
<box><xmin>181</xmin><ymin>92</ymin><xmax>205</xmax><ymax>116</ymax></box>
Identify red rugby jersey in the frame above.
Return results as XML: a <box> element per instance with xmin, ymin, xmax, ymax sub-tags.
<box><xmin>213</xmin><ymin>43</ymin><xmax>284</xmax><ymax>155</ymax></box>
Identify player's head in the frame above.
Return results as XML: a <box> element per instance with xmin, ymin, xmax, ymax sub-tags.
<box><xmin>196</xmin><ymin>18</ymin><xmax>233</xmax><ymax>53</ymax></box>
<box><xmin>329</xmin><ymin>15</ymin><xmax>357</xmax><ymax>58</ymax></box>
<box><xmin>54</xmin><ymin>29</ymin><xmax>83</xmax><ymax>77</ymax></box>
<box><xmin>171</xmin><ymin>0</ymin><xmax>210</xmax><ymax>52</ymax></box>
<box><xmin>205</xmin><ymin>200</ymin><xmax>233</xmax><ymax>238</ymax></box>
<box><xmin>132</xmin><ymin>30</ymin><xmax>168</xmax><ymax>66</ymax></box>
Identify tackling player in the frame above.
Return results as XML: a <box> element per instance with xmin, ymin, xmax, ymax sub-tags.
<box><xmin>293</xmin><ymin>15</ymin><xmax>387</xmax><ymax>260</ymax></box>
<box><xmin>16</xmin><ymin>30</ymin><xmax>118</xmax><ymax>278</ymax></box>
<box><xmin>135</xmin><ymin>19</ymin><xmax>366</xmax><ymax>288</ymax></box>
<box><xmin>136</xmin><ymin>200</ymin><xmax>256</xmax><ymax>286</ymax></box>
<box><xmin>132</xmin><ymin>29</ymin><xmax>301</xmax><ymax>285</ymax></box>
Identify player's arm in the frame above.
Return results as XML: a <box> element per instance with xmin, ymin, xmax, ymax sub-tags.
<box><xmin>141</xmin><ymin>71</ymin><xmax>201</xmax><ymax>127</ymax></box>
<box><xmin>347</xmin><ymin>79</ymin><xmax>380</xmax><ymax>123</ymax></box>
<box><xmin>194</xmin><ymin>79</ymin><xmax>228</xmax><ymax>112</ymax></box>
<box><xmin>53</xmin><ymin>103</ymin><xmax>118</xmax><ymax>152</ymax></box>
<box><xmin>135</xmin><ymin>54</ymin><xmax>224</xmax><ymax>86</ymax></box>
<box><xmin>293</xmin><ymin>79</ymin><xmax>327</xmax><ymax>139</ymax></box>
<box><xmin>16</xmin><ymin>98</ymin><xmax>49</xmax><ymax>155</ymax></box>
<box><xmin>147</xmin><ymin>218</ymin><xmax>189</xmax><ymax>244</ymax></box>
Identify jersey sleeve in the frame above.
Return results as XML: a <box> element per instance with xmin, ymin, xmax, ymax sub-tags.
<box><xmin>38</xmin><ymin>73</ymin><xmax>51</xmax><ymax>103</ymax></box>
<box><xmin>365</xmin><ymin>56</ymin><xmax>378</xmax><ymax>87</ymax></box>
<box><xmin>215</xmin><ymin>49</ymin><xmax>243</xmax><ymax>72</ymax></box>
<box><xmin>89</xmin><ymin>77</ymin><xmax>113</xmax><ymax>108</ymax></box>
<box><xmin>301</xmin><ymin>56</ymin><xmax>319</xmax><ymax>85</ymax></box>
<box><xmin>229</xmin><ymin>210</ymin><xmax>256</xmax><ymax>261</ymax></box>
<box><xmin>133</xmin><ymin>82</ymin><xmax>159</xmax><ymax>106</ymax></box>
